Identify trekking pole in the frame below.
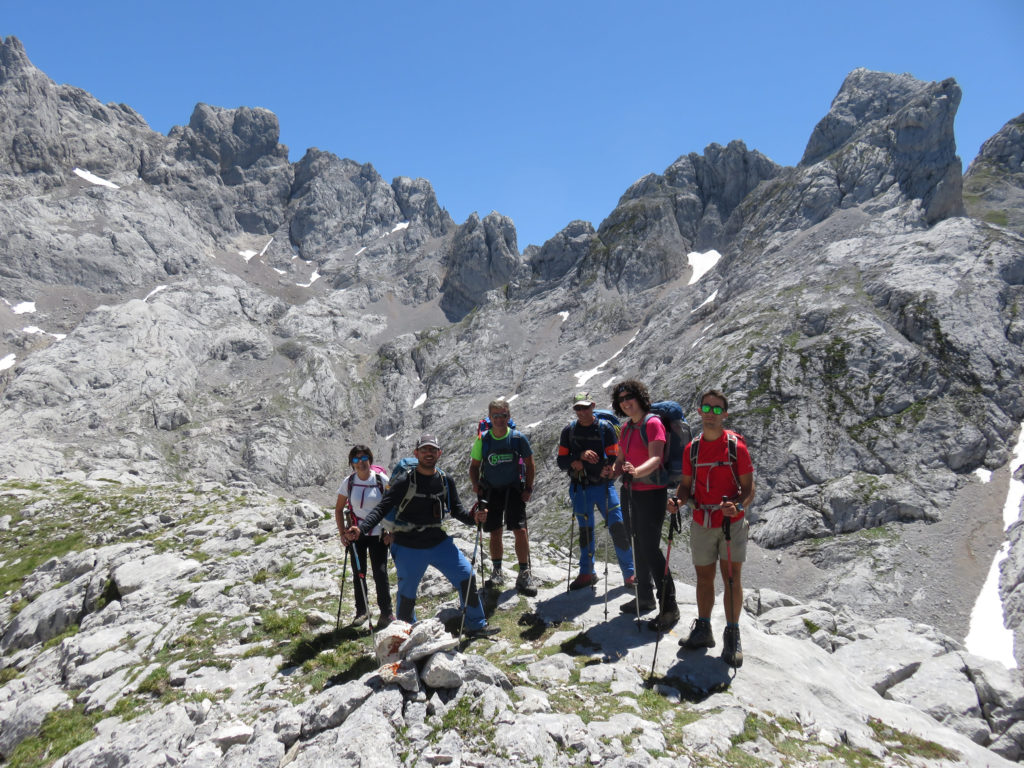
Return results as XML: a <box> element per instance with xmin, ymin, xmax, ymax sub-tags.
<box><xmin>349</xmin><ymin>543</ymin><xmax>373</xmax><ymax>640</ymax></box>
<box><xmin>625</xmin><ymin>477</ymin><xmax>641</xmax><ymax>633</ymax></box>
<box><xmin>603</xmin><ymin>481</ymin><xmax>611</xmax><ymax>620</ymax></box>
<box><xmin>649</xmin><ymin>506</ymin><xmax>680</xmax><ymax>679</ymax></box>
<box><xmin>566</xmin><ymin>492</ymin><xmax>575</xmax><ymax>592</ymax></box>
<box><xmin>722</xmin><ymin>496</ymin><xmax>735</xmax><ymax>625</ymax></box>
<box><xmin>335</xmin><ymin>541</ymin><xmax>350</xmax><ymax>630</ymax></box>
<box><xmin>459</xmin><ymin>509</ymin><xmax>483</xmax><ymax>642</ymax></box>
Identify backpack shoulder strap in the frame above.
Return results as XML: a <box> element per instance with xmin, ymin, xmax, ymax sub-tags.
<box><xmin>727</xmin><ymin>432</ymin><xmax>741</xmax><ymax>488</ymax></box>
<box><xmin>688</xmin><ymin>435</ymin><xmax>702</xmax><ymax>496</ymax></box>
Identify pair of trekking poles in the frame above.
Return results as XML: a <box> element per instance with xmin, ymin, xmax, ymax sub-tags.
<box><xmin>335</xmin><ymin>513</ymin><xmax>374</xmax><ymax>643</ymax></box>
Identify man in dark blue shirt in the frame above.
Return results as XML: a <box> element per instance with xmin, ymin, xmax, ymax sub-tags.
<box><xmin>556</xmin><ymin>393</ymin><xmax>636</xmax><ymax>591</ymax></box>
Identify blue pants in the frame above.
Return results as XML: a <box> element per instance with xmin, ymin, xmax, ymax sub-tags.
<box><xmin>391</xmin><ymin>538</ymin><xmax>486</xmax><ymax>630</ymax></box>
<box><xmin>571</xmin><ymin>482</ymin><xmax>635</xmax><ymax>579</ymax></box>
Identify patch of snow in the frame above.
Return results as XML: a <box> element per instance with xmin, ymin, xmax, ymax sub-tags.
<box><xmin>558</xmin><ymin>311</ymin><xmax>569</xmax><ymax>322</ymax></box>
<box><xmin>975</xmin><ymin>468</ymin><xmax>993</xmax><ymax>483</ymax></box>
<box><xmin>144</xmin><ymin>285</ymin><xmax>168</xmax><ymax>303</ymax></box>
<box><xmin>691</xmin><ymin>290</ymin><xmax>719</xmax><ymax>313</ymax></box>
<box><xmin>702</xmin><ymin>323</ymin><xmax>715</xmax><ymax>332</ymax></box>
<box><xmin>297</xmin><ymin>270</ymin><xmax>321</xmax><ymax>288</ymax></box>
<box><xmin>523</xmin><ymin>421</ymin><xmax>543</xmax><ymax>431</ymax></box>
<box><xmin>965</xmin><ymin>422</ymin><xmax>1024</xmax><ymax>668</ymax></box>
<box><xmin>601</xmin><ymin>376</ymin><xmax>616</xmax><ymax>389</ymax></box>
<box><xmin>355</xmin><ymin>247</ymin><xmax>366</xmax><ymax>256</ymax></box>
<box><xmin>273</xmin><ymin>268</ymin><xmax>286</xmax><ymax>275</ymax></box>
<box><xmin>258</xmin><ymin>237</ymin><xmax>274</xmax><ymax>257</ymax></box>
<box><xmin>574</xmin><ymin>331</ymin><xmax>639</xmax><ymax>388</ymax></box>
<box><xmin>73</xmin><ymin>167</ymin><xmax>119</xmax><ymax>189</ymax></box>
<box><xmin>687</xmin><ymin>250</ymin><xmax>721</xmax><ymax>285</ymax></box>
<box><xmin>11</xmin><ymin>302</ymin><xmax>36</xmax><ymax>315</ymax></box>
<box><xmin>22</xmin><ymin>326</ymin><xmax>66</xmax><ymax>341</ymax></box>
<box><xmin>691</xmin><ymin>336</ymin><xmax>705</xmax><ymax>349</ymax></box>
<box><xmin>413</xmin><ymin>393</ymin><xmax>427</xmax><ymax>408</ymax></box>
<box><xmin>0</xmin><ymin>354</ymin><xmax>15</xmax><ymax>371</ymax></box>
<box><xmin>507</xmin><ymin>394</ymin><xmax>520</xmax><ymax>402</ymax></box>
<box><xmin>391</xmin><ymin>221</ymin><xmax>410</xmax><ymax>233</ymax></box>
<box><xmin>385</xmin><ymin>433</ymin><xmax>396</xmax><ymax>441</ymax></box>
<box><xmin>239</xmin><ymin>250</ymin><xmax>258</xmax><ymax>262</ymax></box>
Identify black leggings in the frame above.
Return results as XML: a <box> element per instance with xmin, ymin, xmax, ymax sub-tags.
<box><xmin>621</xmin><ymin>485</ymin><xmax>675</xmax><ymax>606</ymax></box>
<box><xmin>350</xmin><ymin>535</ymin><xmax>392</xmax><ymax>616</ymax></box>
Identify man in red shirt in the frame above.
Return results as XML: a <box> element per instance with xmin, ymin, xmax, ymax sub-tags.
<box><xmin>671</xmin><ymin>389</ymin><xmax>755</xmax><ymax>667</ymax></box>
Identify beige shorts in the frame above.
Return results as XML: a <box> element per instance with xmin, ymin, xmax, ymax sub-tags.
<box><xmin>690</xmin><ymin>518</ymin><xmax>748</xmax><ymax>567</ymax></box>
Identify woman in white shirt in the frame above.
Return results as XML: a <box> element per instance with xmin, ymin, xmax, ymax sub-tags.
<box><xmin>335</xmin><ymin>444</ymin><xmax>394</xmax><ymax>628</ymax></box>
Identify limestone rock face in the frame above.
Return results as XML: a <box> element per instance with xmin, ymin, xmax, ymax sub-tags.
<box><xmin>440</xmin><ymin>211</ymin><xmax>522</xmax><ymax>320</ymax></box>
<box><xmin>964</xmin><ymin>113</ymin><xmax>1024</xmax><ymax>234</ymax></box>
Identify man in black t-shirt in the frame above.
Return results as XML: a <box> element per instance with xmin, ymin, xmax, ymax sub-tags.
<box><xmin>556</xmin><ymin>393</ymin><xmax>636</xmax><ymax>590</ymax></box>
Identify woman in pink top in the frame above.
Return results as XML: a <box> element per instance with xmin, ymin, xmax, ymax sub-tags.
<box><xmin>612</xmin><ymin>379</ymin><xmax>680</xmax><ymax>632</ymax></box>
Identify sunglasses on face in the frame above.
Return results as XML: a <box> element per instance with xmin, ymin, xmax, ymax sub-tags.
<box><xmin>351</xmin><ymin>455</ymin><xmax>371</xmax><ymax>464</ymax></box>
<box><xmin>700</xmin><ymin>404</ymin><xmax>724</xmax><ymax>415</ymax></box>
<box><xmin>617</xmin><ymin>393</ymin><xmax>636</xmax><ymax>401</ymax></box>
<box><xmin>490</xmin><ymin>413</ymin><xmax>510</xmax><ymax>419</ymax></box>
<box><xmin>573</xmin><ymin>405</ymin><xmax>592</xmax><ymax>412</ymax></box>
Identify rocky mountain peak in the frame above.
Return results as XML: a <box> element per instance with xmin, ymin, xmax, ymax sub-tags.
<box><xmin>0</xmin><ymin>35</ymin><xmax>36</xmax><ymax>83</ymax></box>
<box><xmin>440</xmin><ymin>211</ymin><xmax>522</xmax><ymax>320</ymax></box>
<box><xmin>179</xmin><ymin>103</ymin><xmax>288</xmax><ymax>176</ymax></box>
<box><xmin>964</xmin><ymin>113</ymin><xmax>1024</xmax><ymax>233</ymax></box>
<box><xmin>799</xmin><ymin>68</ymin><xmax>964</xmax><ymax>224</ymax></box>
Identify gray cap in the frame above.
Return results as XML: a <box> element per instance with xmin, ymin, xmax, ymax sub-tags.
<box><xmin>416</xmin><ymin>433</ymin><xmax>440</xmax><ymax>449</ymax></box>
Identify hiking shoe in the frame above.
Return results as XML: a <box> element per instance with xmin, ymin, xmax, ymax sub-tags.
<box><xmin>515</xmin><ymin>568</ymin><xmax>539</xmax><ymax>596</ymax></box>
<box><xmin>722</xmin><ymin>625</ymin><xmax>743</xmax><ymax>667</ymax></box>
<box><xmin>463</xmin><ymin>625</ymin><xmax>500</xmax><ymax>640</ymax></box>
<box><xmin>351</xmin><ymin>612</ymin><xmax>368</xmax><ymax>627</ymax></box>
<box><xmin>569</xmin><ymin>572</ymin><xmax>599</xmax><ymax>591</ymax></box>
<box><xmin>648</xmin><ymin>605</ymin><xmax>680</xmax><ymax>632</ymax></box>
<box><xmin>619</xmin><ymin>597</ymin><xmax>656</xmax><ymax>615</ymax></box>
<box><xmin>484</xmin><ymin>568</ymin><xmax>506</xmax><ymax>589</ymax></box>
<box><xmin>681</xmin><ymin>619</ymin><xmax>715</xmax><ymax>649</ymax></box>
<box><xmin>375</xmin><ymin>613</ymin><xmax>395</xmax><ymax>631</ymax></box>
<box><xmin>623</xmin><ymin>574</ymin><xmax>637</xmax><ymax>588</ymax></box>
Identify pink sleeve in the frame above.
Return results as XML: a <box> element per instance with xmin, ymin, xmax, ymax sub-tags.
<box><xmin>645</xmin><ymin>416</ymin><xmax>667</xmax><ymax>443</ymax></box>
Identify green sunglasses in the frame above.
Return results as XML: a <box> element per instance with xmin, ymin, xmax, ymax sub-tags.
<box><xmin>700</xmin><ymin>404</ymin><xmax>724</xmax><ymax>415</ymax></box>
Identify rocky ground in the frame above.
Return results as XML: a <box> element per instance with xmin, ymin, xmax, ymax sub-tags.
<box><xmin>2</xmin><ymin>475</ymin><xmax>1023</xmax><ymax>767</ymax></box>
<box><xmin>736</xmin><ymin>465</ymin><xmax>1012</xmax><ymax>642</ymax></box>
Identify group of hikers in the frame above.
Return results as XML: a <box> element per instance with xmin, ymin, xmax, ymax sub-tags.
<box><xmin>335</xmin><ymin>380</ymin><xmax>755</xmax><ymax>666</ymax></box>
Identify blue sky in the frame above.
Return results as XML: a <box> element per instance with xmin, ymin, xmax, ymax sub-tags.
<box><xmin>5</xmin><ymin>1</ymin><xmax>1023</xmax><ymax>249</ymax></box>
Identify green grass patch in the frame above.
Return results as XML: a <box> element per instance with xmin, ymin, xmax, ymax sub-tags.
<box><xmin>4</xmin><ymin>704</ymin><xmax>104</xmax><ymax>768</ymax></box>
<box><xmin>866</xmin><ymin>717</ymin><xmax>959</xmax><ymax>762</ymax></box>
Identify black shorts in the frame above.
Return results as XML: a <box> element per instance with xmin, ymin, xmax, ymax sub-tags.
<box><xmin>480</xmin><ymin>486</ymin><xmax>527</xmax><ymax>532</ymax></box>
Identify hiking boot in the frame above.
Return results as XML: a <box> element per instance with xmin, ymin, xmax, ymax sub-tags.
<box><xmin>648</xmin><ymin>604</ymin><xmax>680</xmax><ymax>632</ymax></box>
<box><xmin>569</xmin><ymin>572</ymin><xmax>599</xmax><ymax>591</ymax></box>
<box><xmin>375</xmin><ymin>613</ymin><xmax>396</xmax><ymax>631</ymax></box>
<box><xmin>623</xmin><ymin>574</ymin><xmax>637</xmax><ymax>588</ymax></box>
<box><xmin>619</xmin><ymin>597</ymin><xmax>656</xmax><ymax>615</ymax></box>
<box><xmin>463</xmin><ymin>625</ymin><xmax>500</xmax><ymax>640</ymax></box>
<box><xmin>680</xmin><ymin>618</ymin><xmax>715</xmax><ymax>649</ymax></box>
<box><xmin>484</xmin><ymin>568</ymin><xmax>506</xmax><ymax>589</ymax></box>
<box><xmin>351</xmin><ymin>612</ymin><xmax>368</xmax><ymax>627</ymax></box>
<box><xmin>515</xmin><ymin>568</ymin><xmax>539</xmax><ymax>596</ymax></box>
<box><xmin>722</xmin><ymin>625</ymin><xmax>743</xmax><ymax>668</ymax></box>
